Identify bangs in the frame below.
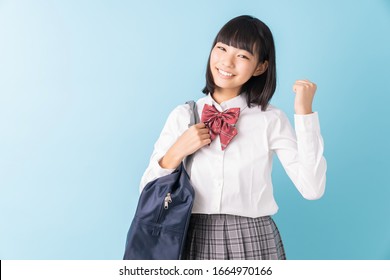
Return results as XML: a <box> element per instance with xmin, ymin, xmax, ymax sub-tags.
<box><xmin>215</xmin><ymin>19</ymin><xmax>261</xmax><ymax>57</ymax></box>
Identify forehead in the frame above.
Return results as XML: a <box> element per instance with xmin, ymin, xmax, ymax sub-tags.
<box><xmin>216</xmin><ymin>24</ymin><xmax>260</xmax><ymax>55</ymax></box>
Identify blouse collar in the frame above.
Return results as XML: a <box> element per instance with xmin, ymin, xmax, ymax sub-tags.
<box><xmin>206</xmin><ymin>93</ymin><xmax>248</xmax><ymax>112</ymax></box>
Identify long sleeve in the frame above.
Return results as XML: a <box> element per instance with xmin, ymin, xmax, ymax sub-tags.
<box><xmin>268</xmin><ymin>110</ymin><xmax>327</xmax><ymax>200</ymax></box>
<box><xmin>139</xmin><ymin>104</ymin><xmax>190</xmax><ymax>193</ymax></box>
<box><xmin>137</xmin><ymin>93</ymin><xmax>326</xmax><ymax>218</ymax></box>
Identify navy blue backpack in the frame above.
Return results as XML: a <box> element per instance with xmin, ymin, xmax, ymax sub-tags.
<box><xmin>123</xmin><ymin>101</ymin><xmax>198</xmax><ymax>260</ymax></box>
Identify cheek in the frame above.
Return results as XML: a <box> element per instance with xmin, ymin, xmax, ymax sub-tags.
<box><xmin>210</xmin><ymin>50</ymin><xmax>219</xmax><ymax>66</ymax></box>
<box><xmin>236</xmin><ymin>62</ymin><xmax>253</xmax><ymax>76</ymax></box>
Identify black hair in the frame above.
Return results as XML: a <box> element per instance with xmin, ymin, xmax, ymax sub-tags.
<box><xmin>202</xmin><ymin>15</ymin><xmax>276</xmax><ymax>110</ymax></box>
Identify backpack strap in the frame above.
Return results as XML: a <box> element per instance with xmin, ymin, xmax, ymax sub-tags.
<box><xmin>185</xmin><ymin>100</ymin><xmax>200</xmax><ymax>127</ymax></box>
<box><xmin>184</xmin><ymin>100</ymin><xmax>200</xmax><ymax>176</ymax></box>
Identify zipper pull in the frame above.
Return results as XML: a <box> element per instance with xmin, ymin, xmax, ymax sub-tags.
<box><xmin>164</xmin><ymin>192</ymin><xmax>172</xmax><ymax>209</ymax></box>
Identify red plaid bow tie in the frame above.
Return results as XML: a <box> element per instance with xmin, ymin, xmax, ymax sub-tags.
<box><xmin>201</xmin><ymin>104</ymin><xmax>240</xmax><ymax>150</ymax></box>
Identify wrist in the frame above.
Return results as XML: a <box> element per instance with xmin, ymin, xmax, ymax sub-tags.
<box><xmin>295</xmin><ymin>106</ymin><xmax>312</xmax><ymax>115</ymax></box>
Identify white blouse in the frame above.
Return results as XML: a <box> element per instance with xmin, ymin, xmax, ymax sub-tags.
<box><xmin>139</xmin><ymin>93</ymin><xmax>327</xmax><ymax>218</ymax></box>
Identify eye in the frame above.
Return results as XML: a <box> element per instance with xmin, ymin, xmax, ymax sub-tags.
<box><xmin>216</xmin><ymin>45</ymin><xmax>226</xmax><ymax>51</ymax></box>
<box><xmin>238</xmin><ymin>54</ymin><xmax>250</xmax><ymax>60</ymax></box>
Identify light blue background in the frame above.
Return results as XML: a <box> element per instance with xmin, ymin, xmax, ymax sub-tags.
<box><xmin>1</xmin><ymin>0</ymin><xmax>389</xmax><ymax>260</ymax></box>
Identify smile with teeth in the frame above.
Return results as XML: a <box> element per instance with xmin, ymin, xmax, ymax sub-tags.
<box><xmin>218</xmin><ymin>68</ymin><xmax>234</xmax><ymax>77</ymax></box>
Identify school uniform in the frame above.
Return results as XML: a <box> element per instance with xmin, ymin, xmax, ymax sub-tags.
<box><xmin>139</xmin><ymin>93</ymin><xmax>327</xmax><ymax>260</ymax></box>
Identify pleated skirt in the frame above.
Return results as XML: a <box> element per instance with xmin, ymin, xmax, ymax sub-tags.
<box><xmin>182</xmin><ymin>214</ymin><xmax>286</xmax><ymax>260</ymax></box>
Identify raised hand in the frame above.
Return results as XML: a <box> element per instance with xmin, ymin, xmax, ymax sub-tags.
<box><xmin>293</xmin><ymin>79</ymin><xmax>317</xmax><ymax>115</ymax></box>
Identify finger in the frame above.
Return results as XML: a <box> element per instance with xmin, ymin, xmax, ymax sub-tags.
<box><xmin>293</xmin><ymin>84</ymin><xmax>303</xmax><ymax>92</ymax></box>
<box><xmin>201</xmin><ymin>138</ymin><xmax>212</xmax><ymax>146</ymax></box>
<box><xmin>195</xmin><ymin>122</ymin><xmax>207</xmax><ymax>128</ymax></box>
<box><xmin>198</xmin><ymin>126</ymin><xmax>210</xmax><ymax>134</ymax></box>
<box><xmin>199</xmin><ymin>133</ymin><xmax>211</xmax><ymax>140</ymax></box>
<box><xmin>294</xmin><ymin>82</ymin><xmax>316</xmax><ymax>91</ymax></box>
<box><xmin>295</xmin><ymin>81</ymin><xmax>310</xmax><ymax>86</ymax></box>
<box><xmin>295</xmin><ymin>80</ymin><xmax>316</xmax><ymax>87</ymax></box>
<box><xmin>198</xmin><ymin>128</ymin><xmax>210</xmax><ymax>134</ymax></box>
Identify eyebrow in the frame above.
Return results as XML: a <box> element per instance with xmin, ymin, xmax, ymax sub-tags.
<box><xmin>217</xmin><ymin>43</ymin><xmax>254</xmax><ymax>55</ymax></box>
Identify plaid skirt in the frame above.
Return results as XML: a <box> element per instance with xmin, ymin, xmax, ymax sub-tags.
<box><xmin>182</xmin><ymin>214</ymin><xmax>286</xmax><ymax>260</ymax></box>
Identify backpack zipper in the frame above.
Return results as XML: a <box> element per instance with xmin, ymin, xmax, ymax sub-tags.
<box><xmin>156</xmin><ymin>192</ymin><xmax>172</xmax><ymax>225</ymax></box>
<box><xmin>164</xmin><ymin>192</ymin><xmax>172</xmax><ymax>209</ymax></box>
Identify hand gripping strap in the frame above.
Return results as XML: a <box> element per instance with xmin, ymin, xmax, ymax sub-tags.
<box><xmin>184</xmin><ymin>100</ymin><xmax>200</xmax><ymax>176</ymax></box>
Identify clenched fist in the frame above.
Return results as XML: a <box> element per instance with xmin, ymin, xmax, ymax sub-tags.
<box><xmin>293</xmin><ymin>79</ymin><xmax>317</xmax><ymax>115</ymax></box>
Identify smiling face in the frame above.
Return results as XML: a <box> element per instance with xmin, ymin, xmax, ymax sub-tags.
<box><xmin>209</xmin><ymin>42</ymin><xmax>267</xmax><ymax>100</ymax></box>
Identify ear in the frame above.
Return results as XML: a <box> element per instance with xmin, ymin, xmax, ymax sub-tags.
<box><xmin>253</xmin><ymin>61</ymin><xmax>269</xmax><ymax>76</ymax></box>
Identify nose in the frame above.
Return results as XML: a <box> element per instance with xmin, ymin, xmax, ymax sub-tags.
<box><xmin>221</xmin><ymin>53</ymin><xmax>234</xmax><ymax>68</ymax></box>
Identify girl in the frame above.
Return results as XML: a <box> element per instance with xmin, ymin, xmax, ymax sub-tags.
<box><xmin>139</xmin><ymin>15</ymin><xmax>326</xmax><ymax>260</ymax></box>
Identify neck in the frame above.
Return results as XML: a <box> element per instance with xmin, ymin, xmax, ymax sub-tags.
<box><xmin>212</xmin><ymin>87</ymin><xmax>240</xmax><ymax>104</ymax></box>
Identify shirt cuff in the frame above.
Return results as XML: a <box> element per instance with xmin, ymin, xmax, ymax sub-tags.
<box><xmin>294</xmin><ymin>112</ymin><xmax>321</xmax><ymax>133</ymax></box>
<box><xmin>150</xmin><ymin>156</ymin><xmax>176</xmax><ymax>178</ymax></box>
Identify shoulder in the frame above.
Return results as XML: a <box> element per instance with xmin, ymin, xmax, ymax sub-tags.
<box><xmin>165</xmin><ymin>104</ymin><xmax>191</xmax><ymax>128</ymax></box>
<box><xmin>169</xmin><ymin>96</ymin><xmax>208</xmax><ymax>115</ymax></box>
<box><xmin>248</xmin><ymin>103</ymin><xmax>289</xmax><ymax>122</ymax></box>
<box><xmin>164</xmin><ymin>99</ymin><xmax>201</xmax><ymax>130</ymax></box>
<box><xmin>169</xmin><ymin>103</ymin><xmax>191</xmax><ymax>116</ymax></box>
<box><xmin>264</xmin><ymin>104</ymin><xmax>288</xmax><ymax>119</ymax></box>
